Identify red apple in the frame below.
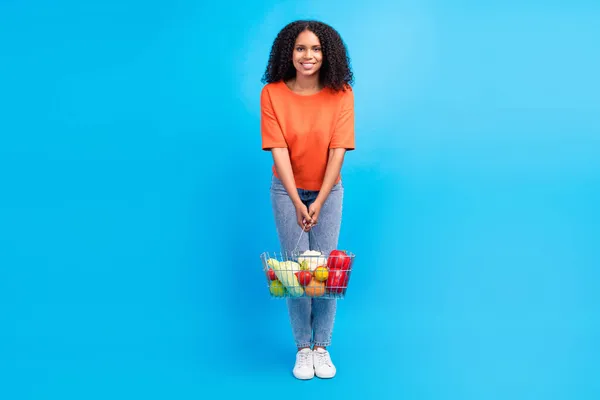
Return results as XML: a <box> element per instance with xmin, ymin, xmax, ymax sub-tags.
<box><xmin>295</xmin><ymin>270</ymin><xmax>312</xmax><ymax>286</ymax></box>
<box><xmin>267</xmin><ymin>269</ymin><xmax>277</xmax><ymax>281</ymax></box>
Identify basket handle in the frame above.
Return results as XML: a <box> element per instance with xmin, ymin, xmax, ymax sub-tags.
<box><xmin>292</xmin><ymin>225</ymin><xmax>324</xmax><ymax>254</ymax></box>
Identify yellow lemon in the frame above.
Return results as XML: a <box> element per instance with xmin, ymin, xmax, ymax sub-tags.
<box><xmin>314</xmin><ymin>266</ymin><xmax>328</xmax><ymax>282</ymax></box>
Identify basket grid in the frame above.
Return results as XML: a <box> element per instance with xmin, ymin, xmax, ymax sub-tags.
<box><xmin>260</xmin><ymin>250</ymin><xmax>354</xmax><ymax>299</ymax></box>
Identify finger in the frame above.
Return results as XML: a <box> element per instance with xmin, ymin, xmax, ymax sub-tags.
<box><xmin>301</xmin><ymin>218</ymin><xmax>310</xmax><ymax>230</ymax></box>
<box><xmin>304</xmin><ymin>213</ymin><xmax>313</xmax><ymax>225</ymax></box>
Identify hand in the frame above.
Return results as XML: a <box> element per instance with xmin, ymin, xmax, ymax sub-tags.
<box><xmin>308</xmin><ymin>200</ymin><xmax>322</xmax><ymax>226</ymax></box>
<box><xmin>295</xmin><ymin>204</ymin><xmax>313</xmax><ymax>232</ymax></box>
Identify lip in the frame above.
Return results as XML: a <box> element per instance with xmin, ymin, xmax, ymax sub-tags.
<box><xmin>300</xmin><ymin>62</ymin><xmax>316</xmax><ymax>70</ymax></box>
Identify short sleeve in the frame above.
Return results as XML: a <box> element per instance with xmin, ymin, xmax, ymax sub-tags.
<box><xmin>329</xmin><ymin>88</ymin><xmax>355</xmax><ymax>150</ymax></box>
<box><xmin>261</xmin><ymin>87</ymin><xmax>287</xmax><ymax>150</ymax></box>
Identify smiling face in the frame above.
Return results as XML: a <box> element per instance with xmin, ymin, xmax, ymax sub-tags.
<box><xmin>292</xmin><ymin>29</ymin><xmax>323</xmax><ymax>78</ymax></box>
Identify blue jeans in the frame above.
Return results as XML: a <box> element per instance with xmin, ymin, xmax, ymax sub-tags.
<box><xmin>270</xmin><ymin>175</ymin><xmax>344</xmax><ymax>348</ymax></box>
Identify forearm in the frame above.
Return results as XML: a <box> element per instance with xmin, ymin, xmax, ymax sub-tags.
<box><xmin>271</xmin><ymin>148</ymin><xmax>303</xmax><ymax>207</ymax></box>
<box><xmin>316</xmin><ymin>148</ymin><xmax>346</xmax><ymax>204</ymax></box>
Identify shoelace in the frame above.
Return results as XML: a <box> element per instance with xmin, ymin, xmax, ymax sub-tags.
<box><xmin>297</xmin><ymin>352</ymin><xmax>312</xmax><ymax>368</ymax></box>
<box><xmin>314</xmin><ymin>351</ymin><xmax>332</xmax><ymax>367</ymax></box>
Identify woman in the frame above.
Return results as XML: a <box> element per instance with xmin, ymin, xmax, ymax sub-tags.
<box><xmin>260</xmin><ymin>20</ymin><xmax>355</xmax><ymax>380</ymax></box>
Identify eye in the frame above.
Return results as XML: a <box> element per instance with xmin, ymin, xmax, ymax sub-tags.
<box><xmin>296</xmin><ymin>47</ymin><xmax>304</xmax><ymax>52</ymax></box>
<box><xmin>314</xmin><ymin>47</ymin><xmax>321</xmax><ymax>52</ymax></box>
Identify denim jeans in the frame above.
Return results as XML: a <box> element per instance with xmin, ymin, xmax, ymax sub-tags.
<box><xmin>270</xmin><ymin>175</ymin><xmax>343</xmax><ymax>348</ymax></box>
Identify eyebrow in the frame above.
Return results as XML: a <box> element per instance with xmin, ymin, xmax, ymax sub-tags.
<box><xmin>295</xmin><ymin>44</ymin><xmax>321</xmax><ymax>47</ymax></box>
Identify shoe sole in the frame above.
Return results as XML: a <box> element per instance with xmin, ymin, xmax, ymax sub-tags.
<box><xmin>293</xmin><ymin>372</ymin><xmax>315</xmax><ymax>380</ymax></box>
<box><xmin>315</xmin><ymin>369</ymin><xmax>336</xmax><ymax>379</ymax></box>
<box><xmin>315</xmin><ymin>373</ymin><xmax>336</xmax><ymax>379</ymax></box>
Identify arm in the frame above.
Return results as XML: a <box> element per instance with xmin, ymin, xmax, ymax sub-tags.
<box><xmin>271</xmin><ymin>148</ymin><xmax>313</xmax><ymax>230</ymax></box>
<box><xmin>271</xmin><ymin>148</ymin><xmax>303</xmax><ymax>208</ymax></box>
<box><xmin>315</xmin><ymin>148</ymin><xmax>346</xmax><ymax>206</ymax></box>
<box><xmin>308</xmin><ymin>148</ymin><xmax>346</xmax><ymax>226</ymax></box>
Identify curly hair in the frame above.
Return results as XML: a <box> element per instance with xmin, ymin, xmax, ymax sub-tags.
<box><xmin>261</xmin><ymin>20</ymin><xmax>354</xmax><ymax>92</ymax></box>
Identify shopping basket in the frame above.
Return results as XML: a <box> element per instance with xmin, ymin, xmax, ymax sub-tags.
<box><xmin>260</xmin><ymin>228</ymin><xmax>355</xmax><ymax>299</ymax></box>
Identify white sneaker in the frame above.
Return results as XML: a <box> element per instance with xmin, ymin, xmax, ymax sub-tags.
<box><xmin>313</xmin><ymin>348</ymin><xmax>336</xmax><ymax>378</ymax></box>
<box><xmin>293</xmin><ymin>348</ymin><xmax>315</xmax><ymax>380</ymax></box>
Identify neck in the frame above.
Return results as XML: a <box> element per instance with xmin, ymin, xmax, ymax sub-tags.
<box><xmin>293</xmin><ymin>74</ymin><xmax>321</xmax><ymax>91</ymax></box>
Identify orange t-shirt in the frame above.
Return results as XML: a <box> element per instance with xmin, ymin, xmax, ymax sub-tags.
<box><xmin>260</xmin><ymin>80</ymin><xmax>355</xmax><ymax>191</ymax></box>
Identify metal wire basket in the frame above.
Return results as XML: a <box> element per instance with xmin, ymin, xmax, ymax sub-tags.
<box><xmin>260</xmin><ymin>229</ymin><xmax>355</xmax><ymax>299</ymax></box>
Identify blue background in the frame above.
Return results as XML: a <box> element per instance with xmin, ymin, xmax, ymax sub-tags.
<box><xmin>1</xmin><ymin>0</ymin><xmax>599</xmax><ymax>399</ymax></box>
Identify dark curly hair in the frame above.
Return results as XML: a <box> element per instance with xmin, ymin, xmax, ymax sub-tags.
<box><xmin>261</xmin><ymin>20</ymin><xmax>354</xmax><ymax>92</ymax></box>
